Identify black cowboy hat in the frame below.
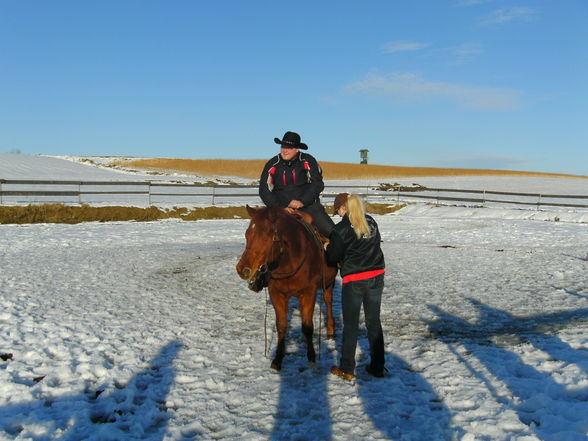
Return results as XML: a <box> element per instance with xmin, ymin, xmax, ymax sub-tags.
<box><xmin>274</xmin><ymin>131</ymin><xmax>308</xmax><ymax>150</ymax></box>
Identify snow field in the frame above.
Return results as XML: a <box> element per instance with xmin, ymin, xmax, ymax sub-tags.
<box><xmin>1</xmin><ymin>154</ymin><xmax>588</xmax><ymax>440</ymax></box>
<box><xmin>1</xmin><ymin>213</ymin><xmax>587</xmax><ymax>440</ymax></box>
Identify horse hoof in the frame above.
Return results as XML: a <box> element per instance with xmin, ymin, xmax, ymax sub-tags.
<box><xmin>271</xmin><ymin>361</ymin><xmax>281</xmax><ymax>371</ymax></box>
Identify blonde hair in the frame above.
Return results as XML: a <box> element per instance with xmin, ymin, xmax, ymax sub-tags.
<box><xmin>345</xmin><ymin>194</ymin><xmax>370</xmax><ymax>239</ymax></box>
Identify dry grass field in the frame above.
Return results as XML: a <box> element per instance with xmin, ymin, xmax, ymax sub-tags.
<box><xmin>0</xmin><ymin>203</ymin><xmax>403</xmax><ymax>225</ymax></box>
<box><xmin>112</xmin><ymin>158</ymin><xmax>586</xmax><ymax>180</ymax></box>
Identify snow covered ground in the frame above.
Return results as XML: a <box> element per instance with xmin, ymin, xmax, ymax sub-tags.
<box><xmin>1</xmin><ymin>155</ymin><xmax>588</xmax><ymax>440</ymax></box>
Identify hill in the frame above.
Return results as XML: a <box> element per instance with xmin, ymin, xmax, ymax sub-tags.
<box><xmin>111</xmin><ymin>158</ymin><xmax>586</xmax><ymax>180</ymax></box>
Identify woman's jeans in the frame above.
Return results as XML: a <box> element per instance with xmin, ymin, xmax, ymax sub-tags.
<box><xmin>340</xmin><ymin>274</ymin><xmax>385</xmax><ymax>374</ymax></box>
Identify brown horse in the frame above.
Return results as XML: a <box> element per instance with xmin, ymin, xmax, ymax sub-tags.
<box><xmin>236</xmin><ymin>206</ymin><xmax>337</xmax><ymax>371</ymax></box>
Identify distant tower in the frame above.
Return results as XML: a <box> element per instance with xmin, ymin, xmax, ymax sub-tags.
<box><xmin>359</xmin><ymin>149</ymin><xmax>369</xmax><ymax>164</ymax></box>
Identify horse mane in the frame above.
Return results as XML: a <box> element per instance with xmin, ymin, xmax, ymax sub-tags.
<box><xmin>288</xmin><ymin>209</ymin><xmax>314</xmax><ymax>225</ymax></box>
<box><xmin>250</xmin><ymin>206</ymin><xmax>313</xmax><ymax>226</ymax></box>
<box><xmin>247</xmin><ymin>206</ymin><xmax>324</xmax><ymax>246</ymax></box>
<box><xmin>249</xmin><ymin>206</ymin><xmax>318</xmax><ymax>252</ymax></box>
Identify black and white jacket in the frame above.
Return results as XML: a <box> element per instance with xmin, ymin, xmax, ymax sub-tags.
<box><xmin>259</xmin><ymin>152</ymin><xmax>325</xmax><ymax>208</ymax></box>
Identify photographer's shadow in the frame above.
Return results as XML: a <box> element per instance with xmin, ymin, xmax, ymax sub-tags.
<box><xmin>0</xmin><ymin>340</ymin><xmax>185</xmax><ymax>441</ymax></box>
<box><xmin>269</xmin><ymin>297</ymin><xmax>333</xmax><ymax>441</ymax></box>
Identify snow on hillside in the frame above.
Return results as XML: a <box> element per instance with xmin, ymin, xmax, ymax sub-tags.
<box><xmin>0</xmin><ymin>154</ymin><xmax>246</xmax><ymax>184</ymax></box>
<box><xmin>1</xmin><ymin>154</ymin><xmax>588</xmax><ymax>441</ymax></box>
<box><xmin>55</xmin><ymin>156</ymin><xmax>254</xmax><ymax>185</ymax></box>
<box><xmin>0</xmin><ymin>154</ymin><xmax>139</xmax><ymax>181</ymax></box>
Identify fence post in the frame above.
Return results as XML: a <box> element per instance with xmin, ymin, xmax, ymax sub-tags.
<box><xmin>78</xmin><ymin>182</ymin><xmax>82</xmax><ymax>205</ymax></box>
<box><xmin>0</xmin><ymin>180</ymin><xmax>3</xmax><ymax>205</ymax></box>
<box><xmin>212</xmin><ymin>186</ymin><xmax>216</xmax><ymax>206</ymax></box>
<box><xmin>537</xmin><ymin>194</ymin><xmax>541</xmax><ymax>210</ymax></box>
<box><xmin>148</xmin><ymin>182</ymin><xmax>152</xmax><ymax>206</ymax></box>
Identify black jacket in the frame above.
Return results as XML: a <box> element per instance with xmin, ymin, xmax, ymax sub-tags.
<box><xmin>259</xmin><ymin>152</ymin><xmax>325</xmax><ymax>208</ymax></box>
<box><xmin>326</xmin><ymin>214</ymin><xmax>385</xmax><ymax>278</ymax></box>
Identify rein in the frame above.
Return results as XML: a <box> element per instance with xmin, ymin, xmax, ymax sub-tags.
<box><xmin>263</xmin><ymin>287</ymin><xmax>269</xmax><ymax>358</ymax></box>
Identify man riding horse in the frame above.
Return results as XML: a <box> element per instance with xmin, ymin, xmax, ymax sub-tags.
<box><xmin>259</xmin><ymin>131</ymin><xmax>334</xmax><ymax>238</ymax></box>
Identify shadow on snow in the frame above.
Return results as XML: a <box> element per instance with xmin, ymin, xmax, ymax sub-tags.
<box><xmin>269</xmin><ymin>283</ymin><xmax>456</xmax><ymax>441</ymax></box>
<box><xmin>357</xmin><ymin>348</ymin><xmax>457</xmax><ymax>440</ymax></box>
<box><xmin>268</xmin><ymin>295</ymin><xmax>333</xmax><ymax>441</ymax></box>
<box><xmin>427</xmin><ymin>297</ymin><xmax>588</xmax><ymax>441</ymax></box>
<box><xmin>0</xmin><ymin>340</ymin><xmax>185</xmax><ymax>441</ymax></box>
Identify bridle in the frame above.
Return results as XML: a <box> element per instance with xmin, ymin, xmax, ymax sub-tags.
<box><xmin>255</xmin><ymin>222</ymin><xmax>306</xmax><ymax>281</ymax></box>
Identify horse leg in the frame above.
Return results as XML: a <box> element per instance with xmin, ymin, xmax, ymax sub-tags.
<box><xmin>299</xmin><ymin>293</ymin><xmax>317</xmax><ymax>365</ymax></box>
<box><xmin>270</xmin><ymin>293</ymin><xmax>288</xmax><ymax>371</ymax></box>
<box><xmin>323</xmin><ymin>284</ymin><xmax>335</xmax><ymax>339</ymax></box>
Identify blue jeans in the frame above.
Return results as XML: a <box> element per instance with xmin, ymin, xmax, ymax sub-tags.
<box><xmin>340</xmin><ymin>274</ymin><xmax>385</xmax><ymax>375</ymax></box>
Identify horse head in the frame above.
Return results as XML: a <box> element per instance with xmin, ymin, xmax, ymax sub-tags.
<box><xmin>236</xmin><ymin>206</ymin><xmax>286</xmax><ymax>290</ymax></box>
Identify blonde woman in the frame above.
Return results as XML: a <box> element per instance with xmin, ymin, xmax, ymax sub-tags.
<box><xmin>325</xmin><ymin>193</ymin><xmax>386</xmax><ymax>380</ymax></box>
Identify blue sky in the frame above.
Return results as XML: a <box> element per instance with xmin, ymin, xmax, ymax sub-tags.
<box><xmin>1</xmin><ymin>1</ymin><xmax>587</xmax><ymax>175</ymax></box>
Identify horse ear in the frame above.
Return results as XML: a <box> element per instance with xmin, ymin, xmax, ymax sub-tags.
<box><xmin>246</xmin><ymin>205</ymin><xmax>258</xmax><ymax>219</ymax></box>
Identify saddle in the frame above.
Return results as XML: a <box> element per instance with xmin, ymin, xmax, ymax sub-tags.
<box><xmin>286</xmin><ymin>208</ymin><xmax>329</xmax><ymax>248</ymax></box>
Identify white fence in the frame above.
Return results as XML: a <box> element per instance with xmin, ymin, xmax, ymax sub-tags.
<box><xmin>1</xmin><ymin>179</ymin><xmax>588</xmax><ymax>209</ymax></box>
